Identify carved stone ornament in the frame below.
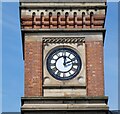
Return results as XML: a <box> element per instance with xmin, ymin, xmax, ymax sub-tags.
<box><xmin>42</xmin><ymin>37</ymin><xmax>85</xmax><ymax>47</ymax></box>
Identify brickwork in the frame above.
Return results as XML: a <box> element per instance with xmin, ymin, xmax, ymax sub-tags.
<box><xmin>24</xmin><ymin>40</ymin><xmax>43</xmax><ymax>96</ymax></box>
<box><xmin>86</xmin><ymin>41</ymin><xmax>104</xmax><ymax>96</ymax></box>
<box><xmin>24</xmin><ymin>37</ymin><xmax>105</xmax><ymax>97</ymax></box>
<box><xmin>21</xmin><ymin>13</ymin><xmax>105</xmax><ymax>29</ymax></box>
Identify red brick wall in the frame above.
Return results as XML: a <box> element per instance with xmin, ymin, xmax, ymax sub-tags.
<box><xmin>24</xmin><ymin>40</ymin><xmax>43</xmax><ymax>96</ymax></box>
<box><xmin>24</xmin><ymin>39</ymin><xmax>104</xmax><ymax>97</ymax></box>
<box><xmin>86</xmin><ymin>41</ymin><xmax>104</xmax><ymax>96</ymax></box>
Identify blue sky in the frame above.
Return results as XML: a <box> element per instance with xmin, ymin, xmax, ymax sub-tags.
<box><xmin>1</xmin><ymin>2</ymin><xmax>118</xmax><ymax>112</ymax></box>
<box><xmin>104</xmin><ymin>2</ymin><xmax>118</xmax><ymax>110</ymax></box>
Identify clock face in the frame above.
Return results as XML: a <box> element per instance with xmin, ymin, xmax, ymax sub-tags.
<box><xmin>46</xmin><ymin>47</ymin><xmax>82</xmax><ymax>80</ymax></box>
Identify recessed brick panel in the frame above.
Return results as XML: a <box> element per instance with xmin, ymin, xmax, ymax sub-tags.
<box><xmin>86</xmin><ymin>41</ymin><xmax>104</xmax><ymax>96</ymax></box>
<box><xmin>24</xmin><ymin>40</ymin><xmax>43</xmax><ymax>96</ymax></box>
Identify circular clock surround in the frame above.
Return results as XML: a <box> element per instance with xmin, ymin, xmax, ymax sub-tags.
<box><xmin>46</xmin><ymin>47</ymin><xmax>82</xmax><ymax>80</ymax></box>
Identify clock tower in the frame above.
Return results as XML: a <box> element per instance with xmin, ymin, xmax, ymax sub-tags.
<box><xmin>20</xmin><ymin>0</ymin><xmax>108</xmax><ymax>114</ymax></box>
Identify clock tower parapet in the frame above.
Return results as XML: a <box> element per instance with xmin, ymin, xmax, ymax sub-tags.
<box><xmin>20</xmin><ymin>1</ymin><xmax>106</xmax><ymax>30</ymax></box>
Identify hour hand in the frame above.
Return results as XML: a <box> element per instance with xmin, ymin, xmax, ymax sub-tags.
<box><xmin>65</xmin><ymin>58</ymin><xmax>76</xmax><ymax>64</ymax></box>
<box><xmin>65</xmin><ymin>63</ymin><xmax>72</xmax><ymax>67</ymax></box>
<box><xmin>65</xmin><ymin>58</ymin><xmax>75</xmax><ymax>64</ymax></box>
<box><xmin>65</xmin><ymin>60</ymin><xmax>72</xmax><ymax>65</ymax></box>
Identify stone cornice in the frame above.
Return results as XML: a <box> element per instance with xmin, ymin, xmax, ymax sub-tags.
<box><xmin>20</xmin><ymin>5</ymin><xmax>107</xmax><ymax>9</ymax></box>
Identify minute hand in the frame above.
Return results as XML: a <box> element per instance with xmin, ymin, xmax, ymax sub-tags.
<box><xmin>63</xmin><ymin>56</ymin><xmax>66</xmax><ymax>65</ymax></box>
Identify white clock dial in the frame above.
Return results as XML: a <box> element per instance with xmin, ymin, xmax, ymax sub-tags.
<box><xmin>47</xmin><ymin>47</ymin><xmax>82</xmax><ymax>80</ymax></box>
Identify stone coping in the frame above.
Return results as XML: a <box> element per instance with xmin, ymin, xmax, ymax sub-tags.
<box><xmin>20</xmin><ymin>0</ymin><xmax>106</xmax><ymax>3</ymax></box>
<box><xmin>20</xmin><ymin>5</ymin><xmax>107</xmax><ymax>9</ymax></box>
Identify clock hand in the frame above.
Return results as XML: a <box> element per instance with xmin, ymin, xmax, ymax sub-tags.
<box><xmin>62</xmin><ymin>50</ymin><xmax>66</xmax><ymax>66</ymax></box>
<box><xmin>65</xmin><ymin>61</ymin><xmax>72</xmax><ymax>64</ymax></box>
<box><xmin>65</xmin><ymin>63</ymin><xmax>72</xmax><ymax>67</ymax></box>
<box><xmin>63</xmin><ymin>56</ymin><xmax>66</xmax><ymax>66</ymax></box>
<box><xmin>65</xmin><ymin>58</ymin><xmax>76</xmax><ymax>64</ymax></box>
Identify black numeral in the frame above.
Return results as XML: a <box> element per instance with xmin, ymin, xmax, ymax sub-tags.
<box><xmin>50</xmin><ymin>63</ymin><xmax>56</xmax><ymax>66</ymax></box>
<box><xmin>72</xmin><ymin>63</ymin><xmax>78</xmax><ymax>66</ymax></box>
<box><xmin>71</xmin><ymin>67</ymin><xmax>77</xmax><ymax>71</ymax></box>
<box><xmin>57</xmin><ymin>53</ymin><xmax>61</xmax><ymax>57</ymax></box>
<box><xmin>63</xmin><ymin>73</ymin><xmax>66</xmax><ymax>77</ymax></box>
<box><xmin>62</xmin><ymin>50</ymin><xmax>66</xmax><ymax>56</ymax></box>
<box><xmin>52</xmin><ymin>67</ymin><xmax>57</xmax><ymax>72</ymax></box>
<box><xmin>71</xmin><ymin>58</ymin><xmax>76</xmax><ymax>62</ymax></box>
<box><xmin>57</xmin><ymin>71</ymin><xmax>61</xmax><ymax>76</ymax></box>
